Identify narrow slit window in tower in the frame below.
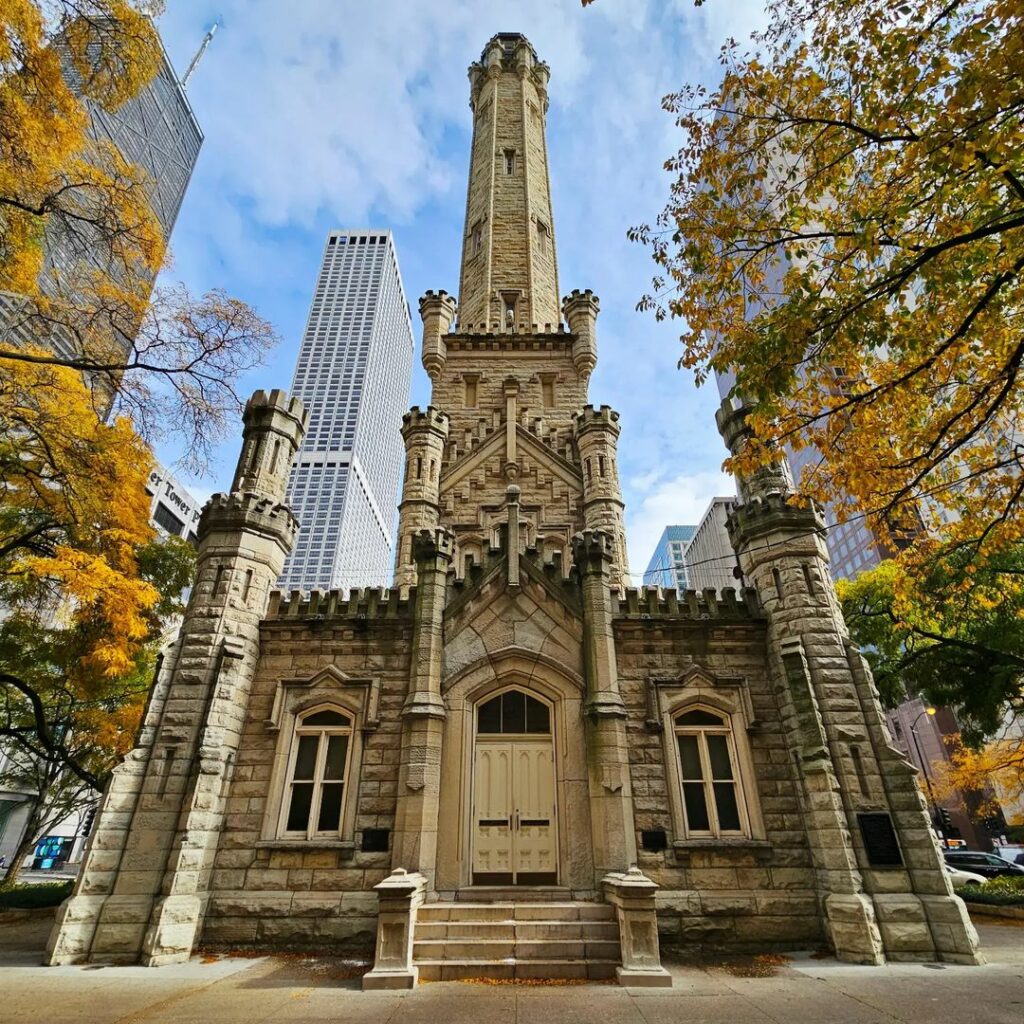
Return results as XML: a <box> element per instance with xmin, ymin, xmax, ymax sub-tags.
<box><xmin>537</xmin><ymin>220</ymin><xmax>549</xmax><ymax>253</ymax></box>
<box><xmin>503</xmin><ymin>148</ymin><xmax>516</xmax><ymax>174</ymax></box>
<box><xmin>541</xmin><ymin>375</ymin><xmax>555</xmax><ymax>408</ymax></box>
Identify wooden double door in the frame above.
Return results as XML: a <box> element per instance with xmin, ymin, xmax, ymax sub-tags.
<box><xmin>472</xmin><ymin>738</ymin><xmax>557</xmax><ymax>885</ymax></box>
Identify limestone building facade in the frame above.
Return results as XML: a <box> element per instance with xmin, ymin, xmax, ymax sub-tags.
<box><xmin>48</xmin><ymin>33</ymin><xmax>979</xmax><ymax>982</ymax></box>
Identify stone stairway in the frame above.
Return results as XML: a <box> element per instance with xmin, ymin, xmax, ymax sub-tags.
<box><xmin>413</xmin><ymin>901</ymin><xmax>621</xmax><ymax>981</ymax></box>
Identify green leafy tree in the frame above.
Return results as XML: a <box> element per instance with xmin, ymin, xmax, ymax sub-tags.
<box><xmin>838</xmin><ymin>554</ymin><xmax>1024</xmax><ymax>741</ymax></box>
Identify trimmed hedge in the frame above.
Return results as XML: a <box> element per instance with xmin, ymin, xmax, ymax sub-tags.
<box><xmin>0</xmin><ymin>881</ymin><xmax>73</xmax><ymax>909</ymax></box>
<box><xmin>955</xmin><ymin>875</ymin><xmax>1024</xmax><ymax>906</ymax></box>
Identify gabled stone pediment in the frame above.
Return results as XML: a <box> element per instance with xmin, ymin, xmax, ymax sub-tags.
<box><xmin>643</xmin><ymin>664</ymin><xmax>755</xmax><ymax>732</ymax></box>
<box><xmin>442</xmin><ymin>557</ymin><xmax>583</xmax><ymax>690</ymax></box>
<box><xmin>440</xmin><ymin>423</ymin><xmax>583</xmax><ymax>494</ymax></box>
<box><xmin>266</xmin><ymin>664</ymin><xmax>380</xmax><ymax>732</ymax></box>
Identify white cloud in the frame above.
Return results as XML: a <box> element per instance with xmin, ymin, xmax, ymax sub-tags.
<box><xmin>625</xmin><ymin>468</ymin><xmax>735</xmax><ymax>576</ymax></box>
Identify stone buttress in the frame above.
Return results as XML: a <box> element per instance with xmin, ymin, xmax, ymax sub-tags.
<box><xmin>47</xmin><ymin>390</ymin><xmax>307</xmax><ymax>965</ymax></box>
<box><xmin>715</xmin><ymin>397</ymin><xmax>979</xmax><ymax>964</ymax></box>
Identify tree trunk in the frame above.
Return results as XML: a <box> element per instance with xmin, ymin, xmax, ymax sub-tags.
<box><xmin>0</xmin><ymin>812</ymin><xmax>40</xmax><ymax>890</ymax></box>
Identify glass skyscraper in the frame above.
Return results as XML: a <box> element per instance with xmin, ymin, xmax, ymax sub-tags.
<box><xmin>278</xmin><ymin>231</ymin><xmax>414</xmax><ymax>592</ymax></box>
<box><xmin>0</xmin><ymin>24</ymin><xmax>203</xmax><ymax>361</ymax></box>
<box><xmin>643</xmin><ymin>525</ymin><xmax>697</xmax><ymax>590</ymax></box>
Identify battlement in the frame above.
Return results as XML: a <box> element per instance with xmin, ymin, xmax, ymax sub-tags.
<box><xmin>266</xmin><ymin>586</ymin><xmax>416</xmax><ymax>622</ymax></box>
<box><xmin>450</xmin><ymin>322</ymin><xmax>568</xmax><ymax>337</ymax></box>
<box><xmin>413</xmin><ymin>526</ymin><xmax>456</xmax><ymax>564</ymax></box>
<box><xmin>244</xmin><ymin>389</ymin><xmax>308</xmax><ymax>430</ymax></box>
<box><xmin>726</xmin><ymin>492</ymin><xmax>825</xmax><ymax>541</ymax></box>
<box><xmin>419</xmin><ymin>291</ymin><xmax>458</xmax><ymax>317</ymax></box>
<box><xmin>198</xmin><ymin>491</ymin><xmax>300</xmax><ymax>543</ymax></box>
<box><xmin>571</xmin><ymin>529</ymin><xmax>615</xmax><ymax>565</ymax></box>
<box><xmin>613</xmin><ymin>584</ymin><xmax>764</xmax><ymax>621</ymax></box>
<box><xmin>402</xmin><ymin>406</ymin><xmax>450</xmax><ymax>434</ymax></box>
<box><xmin>572</xmin><ymin>405</ymin><xmax>620</xmax><ymax>435</ymax></box>
<box><xmin>562</xmin><ymin>288</ymin><xmax>600</xmax><ymax>310</ymax></box>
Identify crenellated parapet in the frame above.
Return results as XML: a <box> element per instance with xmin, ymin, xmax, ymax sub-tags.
<box><xmin>469</xmin><ymin>32</ymin><xmax>550</xmax><ymax>110</ymax></box>
<box><xmin>412</xmin><ymin>526</ymin><xmax>456</xmax><ymax>567</ymax></box>
<box><xmin>451</xmin><ymin>322</ymin><xmax>567</xmax><ymax>336</ymax></box>
<box><xmin>419</xmin><ymin>290</ymin><xmax>457</xmax><ymax>380</ymax></box>
<box><xmin>563</xmin><ymin>289</ymin><xmax>600</xmax><ymax>379</ymax></box>
<box><xmin>725</xmin><ymin>491</ymin><xmax>826</xmax><ymax>555</ymax></box>
<box><xmin>402</xmin><ymin>405</ymin><xmax>450</xmax><ymax>440</ymax></box>
<box><xmin>572</xmin><ymin>403</ymin><xmax>620</xmax><ymax>438</ymax></box>
<box><xmin>197</xmin><ymin>491</ymin><xmax>300</xmax><ymax>550</ymax></box>
<box><xmin>266</xmin><ymin>586</ymin><xmax>416</xmax><ymax>622</ymax></box>
<box><xmin>571</xmin><ymin>528</ymin><xmax>616</xmax><ymax>574</ymax></box>
<box><xmin>612</xmin><ymin>584</ymin><xmax>764</xmax><ymax>620</ymax></box>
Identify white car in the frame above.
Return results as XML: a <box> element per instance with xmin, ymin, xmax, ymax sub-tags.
<box><xmin>945</xmin><ymin>863</ymin><xmax>987</xmax><ymax>887</ymax></box>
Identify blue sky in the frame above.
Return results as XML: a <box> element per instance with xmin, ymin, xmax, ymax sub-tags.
<box><xmin>154</xmin><ymin>0</ymin><xmax>768</xmax><ymax>580</ymax></box>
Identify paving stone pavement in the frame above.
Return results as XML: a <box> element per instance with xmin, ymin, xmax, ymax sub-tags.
<box><xmin>1</xmin><ymin>915</ymin><xmax>1022</xmax><ymax>1023</ymax></box>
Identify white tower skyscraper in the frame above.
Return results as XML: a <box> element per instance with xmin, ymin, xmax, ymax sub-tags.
<box><xmin>278</xmin><ymin>230</ymin><xmax>414</xmax><ymax>591</ymax></box>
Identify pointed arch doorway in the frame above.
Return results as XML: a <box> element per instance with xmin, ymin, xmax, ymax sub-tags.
<box><xmin>471</xmin><ymin>688</ymin><xmax>558</xmax><ymax>885</ymax></box>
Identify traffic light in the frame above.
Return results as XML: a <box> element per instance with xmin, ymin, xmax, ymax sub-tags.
<box><xmin>938</xmin><ymin>807</ymin><xmax>953</xmax><ymax>836</ymax></box>
<box><xmin>79</xmin><ymin>805</ymin><xmax>97</xmax><ymax>837</ymax></box>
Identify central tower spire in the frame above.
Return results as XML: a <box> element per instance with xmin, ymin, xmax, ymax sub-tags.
<box><xmin>458</xmin><ymin>33</ymin><xmax>560</xmax><ymax>328</ymax></box>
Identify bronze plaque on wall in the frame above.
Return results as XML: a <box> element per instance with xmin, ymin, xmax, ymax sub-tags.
<box><xmin>857</xmin><ymin>812</ymin><xmax>903</xmax><ymax>866</ymax></box>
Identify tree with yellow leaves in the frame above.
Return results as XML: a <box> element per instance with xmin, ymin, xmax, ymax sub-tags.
<box><xmin>630</xmin><ymin>0</ymin><xmax>1024</xmax><ymax>580</ymax></box>
<box><xmin>839</xmin><ymin>552</ymin><xmax>1024</xmax><ymax>830</ymax></box>
<box><xmin>0</xmin><ymin>354</ymin><xmax>195</xmax><ymax>888</ymax></box>
<box><xmin>0</xmin><ymin>2</ymin><xmax>276</xmax><ymax>467</ymax></box>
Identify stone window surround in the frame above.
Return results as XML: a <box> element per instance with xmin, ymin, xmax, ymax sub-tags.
<box><xmin>278</xmin><ymin>705</ymin><xmax>355</xmax><ymax>840</ymax></box>
<box><xmin>647</xmin><ymin>668</ymin><xmax>767</xmax><ymax>853</ymax></box>
<box><xmin>259</xmin><ymin>665</ymin><xmax>380</xmax><ymax>851</ymax></box>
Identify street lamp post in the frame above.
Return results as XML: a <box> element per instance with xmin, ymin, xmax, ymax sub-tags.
<box><xmin>909</xmin><ymin>705</ymin><xmax>940</xmax><ymax>836</ymax></box>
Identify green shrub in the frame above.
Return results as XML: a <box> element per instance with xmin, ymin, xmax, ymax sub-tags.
<box><xmin>0</xmin><ymin>881</ymin><xmax>73</xmax><ymax>909</ymax></box>
<box><xmin>955</xmin><ymin>876</ymin><xmax>1024</xmax><ymax>906</ymax></box>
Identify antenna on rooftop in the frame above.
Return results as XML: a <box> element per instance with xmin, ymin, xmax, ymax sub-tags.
<box><xmin>181</xmin><ymin>19</ymin><xmax>220</xmax><ymax>89</ymax></box>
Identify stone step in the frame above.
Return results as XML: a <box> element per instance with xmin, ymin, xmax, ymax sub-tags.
<box><xmin>414</xmin><ymin>938</ymin><xmax>621</xmax><ymax>962</ymax></box>
<box><xmin>418</xmin><ymin>901</ymin><xmax>614</xmax><ymax>923</ymax></box>
<box><xmin>416</xmin><ymin>958</ymin><xmax>620</xmax><ymax>982</ymax></box>
<box><xmin>414</xmin><ymin>920</ymin><xmax>620</xmax><ymax>942</ymax></box>
<box><xmin>454</xmin><ymin>886</ymin><xmax>573</xmax><ymax>903</ymax></box>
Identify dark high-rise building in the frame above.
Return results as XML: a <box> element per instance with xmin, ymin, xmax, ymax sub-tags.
<box><xmin>0</xmin><ymin>22</ymin><xmax>203</xmax><ymax>360</ymax></box>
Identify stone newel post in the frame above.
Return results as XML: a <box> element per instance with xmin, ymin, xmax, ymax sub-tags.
<box><xmin>602</xmin><ymin>867</ymin><xmax>672</xmax><ymax>987</ymax></box>
<box><xmin>363</xmin><ymin>868</ymin><xmax>428</xmax><ymax>990</ymax></box>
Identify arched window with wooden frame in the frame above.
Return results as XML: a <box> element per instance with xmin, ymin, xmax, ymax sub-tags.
<box><xmin>673</xmin><ymin>707</ymin><xmax>747</xmax><ymax>838</ymax></box>
<box><xmin>280</xmin><ymin>707</ymin><xmax>354</xmax><ymax>838</ymax></box>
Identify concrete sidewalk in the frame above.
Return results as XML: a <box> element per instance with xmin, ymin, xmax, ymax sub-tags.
<box><xmin>1</xmin><ymin>914</ymin><xmax>1022</xmax><ymax>1023</ymax></box>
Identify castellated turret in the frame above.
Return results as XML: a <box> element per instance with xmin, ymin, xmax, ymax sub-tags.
<box><xmin>419</xmin><ymin>290</ymin><xmax>457</xmax><ymax>381</ymax></box>
<box><xmin>563</xmin><ymin>289</ymin><xmax>600</xmax><ymax>380</ymax></box>
<box><xmin>394</xmin><ymin>406</ymin><xmax>450</xmax><ymax>588</ymax></box>
<box><xmin>230</xmin><ymin>388</ymin><xmax>308</xmax><ymax>500</ymax></box>
<box><xmin>572</xmin><ymin>405</ymin><xmax>628</xmax><ymax>589</ymax></box>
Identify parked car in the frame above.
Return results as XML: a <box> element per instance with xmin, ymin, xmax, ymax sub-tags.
<box><xmin>944</xmin><ymin>863</ymin><xmax>987</xmax><ymax>887</ymax></box>
<box><xmin>943</xmin><ymin>850</ymin><xmax>1024</xmax><ymax>879</ymax></box>
<box><xmin>992</xmin><ymin>845</ymin><xmax>1024</xmax><ymax>866</ymax></box>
